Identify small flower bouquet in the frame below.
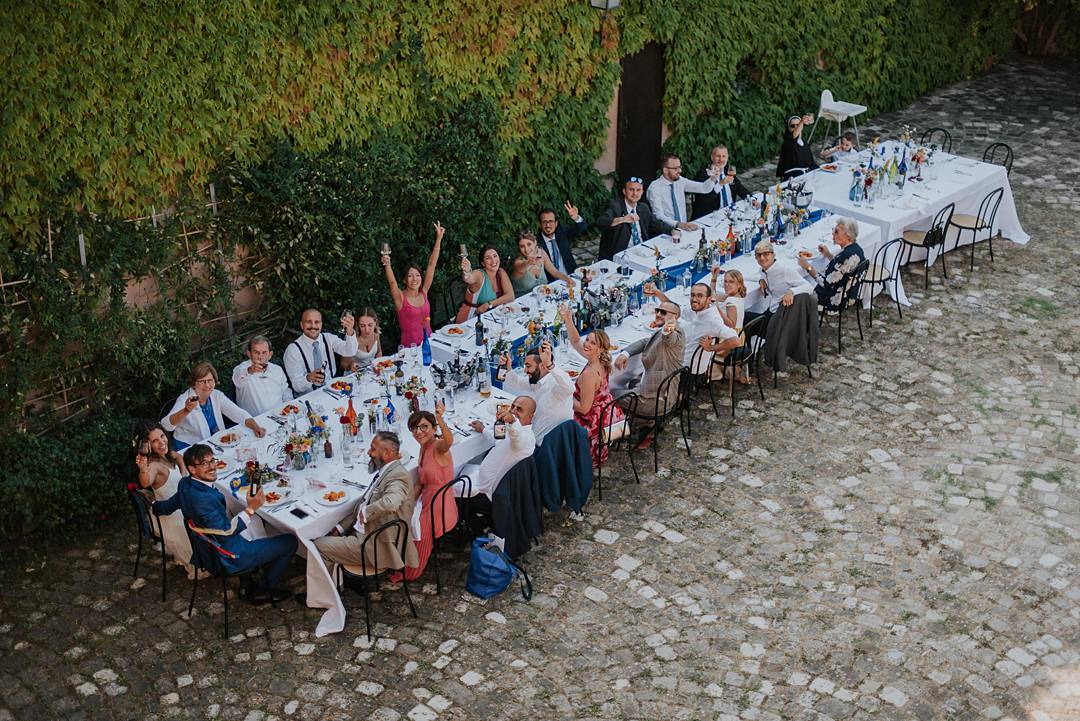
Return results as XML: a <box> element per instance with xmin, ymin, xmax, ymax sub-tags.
<box><xmin>283</xmin><ymin>431</ymin><xmax>315</xmax><ymax>470</ymax></box>
<box><xmin>402</xmin><ymin>375</ymin><xmax>428</xmax><ymax>413</ymax></box>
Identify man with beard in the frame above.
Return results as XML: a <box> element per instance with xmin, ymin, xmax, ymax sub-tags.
<box><xmin>498</xmin><ymin>340</ymin><xmax>574</xmax><ymax>446</ymax></box>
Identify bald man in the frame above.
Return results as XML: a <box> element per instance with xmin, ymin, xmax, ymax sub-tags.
<box><xmin>282</xmin><ymin>308</ymin><xmax>358</xmax><ymax>396</ymax></box>
<box><xmin>468</xmin><ymin>395</ymin><xmax>537</xmax><ymax>499</ymax></box>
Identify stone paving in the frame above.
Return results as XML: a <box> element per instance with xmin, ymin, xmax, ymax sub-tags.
<box><xmin>2</xmin><ymin>57</ymin><xmax>1079</xmax><ymax>721</ymax></box>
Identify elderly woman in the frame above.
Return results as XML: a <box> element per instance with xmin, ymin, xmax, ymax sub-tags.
<box><xmin>455</xmin><ymin>245</ymin><xmax>514</xmax><ymax>323</ymax></box>
<box><xmin>510</xmin><ymin>231</ymin><xmax>573</xmax><ymax>296</ymax></box>
<box><xmin>161</xmin><ymin>361</ymin><xmax>266</xmax><ymax>450</ymax></box>
<box><xmin>798</xmin><ymin>217</ymin><xmax>865</xmax><ymax>311</ymax></box>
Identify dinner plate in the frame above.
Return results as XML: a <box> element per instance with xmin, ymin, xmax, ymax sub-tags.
<box><xmin>263</xmin><ymin>487</ymin><xmax>292</xmax><ymax>505</ymax></box>
<box><xmin>315</xmin><ymin>486</ymin><xmax>351</xmax><ymax>507</ymax></box>
<box><xmin>217</xmin><ymin>432</ymin><xmax>242</xmax><ymax>448</ymax></box>
<box><xmin>440</xmin><ymin>324</ymin><xmax>472</xmax><ymax>339</ymax></box>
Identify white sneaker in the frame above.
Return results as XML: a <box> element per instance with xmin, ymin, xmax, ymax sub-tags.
<box><xmin>569</xmin><ymin>511</ymin><xmax>586</xmax><ymax>522</ymax></box>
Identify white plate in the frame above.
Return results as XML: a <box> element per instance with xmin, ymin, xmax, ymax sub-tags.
<box><xmin>439</xmin><ymin>324</ymin><xmax>473</xmax><ymax>340</ymax></box>
<box><xmin>216</xmin><ymin>432</ymin><xmax>242</xmax><ymax>448</ymax></box>
<box><xmin>315</xmin><ymin>486</ymin><xmax>351</xmax><ymax>507</ymax></box>
<box><xmin>263</xmin><ymin>487</ymin><xmax>292</xmax><ymax>505</ymax></box>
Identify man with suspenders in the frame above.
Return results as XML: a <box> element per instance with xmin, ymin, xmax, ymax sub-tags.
<box><xmin>282</xmin><ymin>309</ymin><xmax>358</xmax><ymax>397</ymax></box>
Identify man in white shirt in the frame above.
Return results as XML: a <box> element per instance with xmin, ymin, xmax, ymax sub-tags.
<box><xmin>231</xmin><ymin>335</ymin><xmax>291</xmax><ymax>416</ymax></box>
<box><xmin>748</xmin><ymin>240</ymin><xmax>815</xmax><ymax>317</ymax></box>
<box><xmin>646</xmin><ymin>154</ymin><xmax>719</xmax><ymax>230</ymax></box>
<box><xmin>645</xmin><ymin>283</ymin><xmax>739</xmax><ymax>374</ymax></box>
<box><xmin>282</xmin><ymin>309</ymin><xmax>358</xmax><ymax>396</ymax></box>
<box><xmin>468</xmin><ymin>396</ymin><xmax>537</xmax><ymax>499</ymax></box>
<box><xmin>499</xmin><ymin>341</ymin><xmax>573</xmax><ymax>445</ymax></box>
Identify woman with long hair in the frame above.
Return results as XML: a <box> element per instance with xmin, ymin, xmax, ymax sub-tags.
<box><xmin>382</xmin><ymin>222</ymin><xmax>443</xmax><ymax>347</ymax></box>
<box><xmin>133</xmin><ymin>420</ymin><xmax>195</xmax><ymax>577</ymax></box>
<box><xmin>559</xmin><ymin>305</ymin><xmax>625</xmax><ymax>465</ymax></box>
<box><xmin>455</xmin><ymin>244</ymin><xmax>514</xmax><ymax>323</ymax></box>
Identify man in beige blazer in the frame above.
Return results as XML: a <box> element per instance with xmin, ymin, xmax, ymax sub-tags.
<box><xmin>314</xmin><ymin>431</ymin><xmax>419</xmax><ymax>573</ymax></box>
<box><xmin>611</xmin><ymin>301</ymin><xmax>686</xmax><ymax>419</ymax></box>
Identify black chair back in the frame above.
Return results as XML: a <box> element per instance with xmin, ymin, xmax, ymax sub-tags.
<box><xmin>982</xmin><ymin>142</ymin><xmax>1013</xmax><ymax>175</ymax></box>
<box><xmin>129</xmin><ymin>485</ymin><xmax>159</xmax><ymax>542</ymax></box>
<box><xmin>429</xmin><ymin>474</ymin><xmax>471</xmax><ymax>594</ymax></box>
<box><xmin>975</xmin><ymin>187</ymin><xmax>1005</xmax><ymax>230</ymax></box>
<box><xmin>920</xmin><ymin>127</ymin><xmax>953</xmax><ymax>153</ymax></box>
<box><xmin>870</xmin><ymin>237</ymin><xmax>903</xmax><ymax>284</ymax></box>
<box><xmin>924</xmin><ymin>203</ymin><xmax>956</xmax><ymax>250</ymax></box>
<box><xmin>840</xmin><ymin>259</ymin><xmax>870</xmax><ymax>308</ymax></box>
<box><xmin>360</xmin><ymin>519</ymin><xmax>410</xmax><ymax>579</ymax></box>
<box><xmin>439</xmin><ymin>276</ymin><xmax>469</xmax><ymax>326</ymax></box>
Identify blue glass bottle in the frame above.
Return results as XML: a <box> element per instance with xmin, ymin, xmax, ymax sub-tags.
<box><xmin>421</xmin><ymin>328</ymin><xmax>432</xmax><ymax>367</ymax></box>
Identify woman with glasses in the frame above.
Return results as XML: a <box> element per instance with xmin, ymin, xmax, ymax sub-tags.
<box><xmin>161</xmin><ymin>361</ymin><xmax>266</xmax><ymax>450</ymax></box>
<box><xmin>776</xmin><ymin>113</ymin><xmax>819</xmax><ymax>179</ymax></box>
<box><xmin>391</xmin><ymin>403</ymin><xmax>457</xmax><ymax>582</ymax></box>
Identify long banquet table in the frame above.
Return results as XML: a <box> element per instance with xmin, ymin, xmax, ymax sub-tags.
<box><xmin>810</xmin><ymin>144</ymin><xmax>1029</xmax><ymax>270</ymax></box>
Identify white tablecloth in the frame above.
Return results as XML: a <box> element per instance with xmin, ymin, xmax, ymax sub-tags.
<box><xmin>811</xmin><ymin>147</ymin><xmax>1029</xmax><ymax>270</ymax></box>
<box><xmin>202</xmin><ymin>369</ymin><xmax>513</xmax><ymax>636</ymax></box>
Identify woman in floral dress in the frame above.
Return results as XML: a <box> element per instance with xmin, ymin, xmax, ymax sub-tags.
<box><xmin>559</xmin><ymin>305</ymin><xmax>625</xmax><ymax>465</ymax></box>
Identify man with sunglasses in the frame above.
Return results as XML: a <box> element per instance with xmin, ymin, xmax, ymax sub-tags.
<box><xmin>153</xmin><ymin>443</ymin><xmax>298</xmax><ymax>604</ymax></box>
<box><xmin>776</xmin><ymin>113</ymin><xmax>819</xmax><ymax>179</ymax></box>
<box><xmin>610</xmin><ymin>302</ymin><xmax>685</xmax><ymax>437</ymax></box>
<box><xmin>597</xmin><ymin>177</ymin><xmax>674</xmax><ymax>261</ymax></box>
<box><xmin>744</xmin><ymin>240</ymin><xmax>815</xmax><ymax>330</ymax></box>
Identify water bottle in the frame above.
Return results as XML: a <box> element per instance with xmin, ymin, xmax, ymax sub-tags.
<box><xmin>421</xmin><ymin>328</ymin><xmax>432</xmax><ymax>367</ymax></box>
<box><xmin>681</xmin><ymin>266</ymin><xmax>692</xmax><ymax>291</ymax></box>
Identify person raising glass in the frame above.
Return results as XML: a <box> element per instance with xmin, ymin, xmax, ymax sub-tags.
<box><xmin>382</xmin><ymin>222</ymin><xmax>443</xmax><ymax>347</ymax></box>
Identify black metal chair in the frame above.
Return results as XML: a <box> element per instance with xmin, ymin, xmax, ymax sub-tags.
<box><xmin>949</xmin><ymin>187</ymin><xmax>1004</xmax><ymax>272</ymax></box>
<box><xmin>184</xmin><ymin>520</ymin><xmax>268</xmax><ymax>638</ymax></box>
<box><xmin>900</xmin><ymin>202</ymin><xmax>955</xmax><ymax>289</ymax></box>
<box><xmin>920</xmin><ymin>127</ymin><xmax>953</xmax><ymax>153</ymax></box>
<box><xmin>336</xmin><ymin>519</ymin><xmax>418</xmax><ymax>640</ymax></box>
<box><xmin>438</xmin><ymin>276</ymin><xmax>469</xmax><ymax>327</ymax></box>
<box><xmin>594</xmin><ymin>395</ymin><xmax>630</xmax><ymax>500</ymax></box>
<box><xmin>818</xmin><ymin>258</ymin><xmax>870</xmax><ymax>354</ymax></box>
<box><xmin>428</xmin><ymin>475</ymin><xmax>472</xmax><ymax>594</ymax></box>
<box><xmin>865</xmin><ymin>238</ymin><xmax>904</xmax><ymax>326</ymax></box>
<box><xmin>128</xmin><ymin>483</ymin><xmax>169</xmax><ymax>602</ymax></box>
<box><xmin>621</xmin><ymin>367</ymin><xmax>691</xmax><ymax>483</ymax></box>
<box><xmin>982</xmin><ymin>142</ymin><xmax>1013</xmax><ymax>175</ymax></box>
<box><xmin>708</xmin><ymin>315</ymin><xmax>767</xmax><ymax>417</ymax></box>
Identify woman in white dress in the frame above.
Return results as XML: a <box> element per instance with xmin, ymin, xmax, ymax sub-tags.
<box><xmin>134</xmin><ymin>421</ymin><xmax>195</xmax><ymax>578</ymax></box>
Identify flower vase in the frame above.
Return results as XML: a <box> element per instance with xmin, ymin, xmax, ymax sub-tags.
<box><xmin>409</xmin><ymin>395</ymin><xmax>420</xmax><ymax>414</ymax></box>
<box><xmin>292</xmin><ymin>453</ymin><xmax>306</xmax><ymax>471</ymax></box>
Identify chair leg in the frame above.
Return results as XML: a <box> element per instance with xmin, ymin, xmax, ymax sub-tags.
<box><xmin>988</xmin><ymin>233</ymin><xmax>995</xmax><ymax>263</ymax></box>
<box><xmin>969</xmin><ymin>230</ymin><xmax>976</xmax><ymax>272</ymax></box>
<box><xmin>363</xmin><ymin>583</ymin><xmax>373</xmax><ymax>641</ymax></box>
<box><xmin>133</xmin><ymin>532</ymin><xmax>143</xmax><ymax>580</ymax></box>
<box><xmin>754</xmin><ymin>355</ymin><xmax>765</xmax><ymax>401</ymax></box>
<box><xmin>923</xmin><ymin>253</ymin><xmax>929</xmax><ymax>289</ymax></box>
<box><xmin>160</xmin><ymin>539</ymin><xmax>168</xmax><ymax>603</ymax></box>
<box><xmin>596</xmin><ymin>453</ymin><xmax>603</xmax><ymax>501</ymax></box>
<box><xmin>940</xmin><ymin>247</ymin><xmax>948</xmax><ymax>280</ymax></box>
<box><xmin>652</xmin><ymin>422</ymin><xmax>659</xmax><ymax>473</ymax></box>
<box><xmin>679</xmin><ymin>407</ymin><xmax>691</xmax><ymax>458</ymax></box>
<box><xmin>188</xmin><ymin>568</ymin><xmax>199</xmax><ymax>618</ymax></box>
<box><xmin>432</xmin><ymin>538</ymin><xmax>442</xmax><ymax>595</ymax></box>
<box><xmin>729</xmin><ymin>368</ymin><xmax>736</xmax><ymax>418</ymax></box>
<box><xmin>627</xmin><ymin>423</ymin><xmax>640</xmax><ymax>485</ymax></box>
<box><xmin>222</xmin><ymin>575</ymin><xmax>230</xmax><ymax>639</ymax></box>
<box><xmin>708</xmin><ymin>370</ymin><xmax>721</xmax><ymax>416</ymax></box>
<box><xmin>401</xmin><ymin>577</ymin><xmax>418</xmax><ymax>618</ymax></box>
<box><xmin>868</xmin><ymin>287</ymin><xmax>875</xmax><ymax>327</ymax></box>
<box><xmin>856</xmin><ymin>304</ymin><xmax>864</xmax><ymax>341</ymax></box>
<box><xmin>837</xmin><ymin>306</ymin><xmax>843</xmax><ymax>355</ymax></box>
<box><xmin>894</xmin><ymin>281</ymin><xmax>903</xmax><ymax>320</ymax></box>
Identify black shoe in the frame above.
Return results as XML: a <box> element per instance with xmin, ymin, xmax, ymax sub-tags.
<box><xmin>266</xmin><ymin>586</ymin><xmax>291</xmax><ymax>603</ymax></box>
<box><xmin>244</xmin><ymin>587</ymin><xmax>273</xmax><ymax>605</ymax></box>
<box><xmin>294</xmin><ymin>591</ymin><xmax>308</xmax><ymax>605</ymax></box>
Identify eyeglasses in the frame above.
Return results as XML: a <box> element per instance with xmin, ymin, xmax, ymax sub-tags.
<box><xmin>194</xmin><ymin>378</ymin><xmax>215</xmax><ymax>386</ymax></box>
<box><xmin>191</xmin><ymin>457</ymin><xmax>217</xmax><ymax>467</ymax></box>
<box><xmin>654</xmin><ymin>308</ymin><xmax>670</xmax><ymax>316</ymax></box>
<box><xmin>755</xmin><ymin>252</ymin><xmax>774</xmax><ymax>258</ymax></box>
<box><xmin>664</xmin><ymin>165</ymin><xmax>681</xmax><ymax>171</ymax></box>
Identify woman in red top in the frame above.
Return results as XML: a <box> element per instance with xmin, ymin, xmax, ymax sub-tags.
<box><xmin>393</xmin><ymin>402</ymin><xmax>457</xmax><ymax>581</ymax></box>
<box><xmin>382</xmin><ymin>222</ymin><xmax>444</xmax><ymax>347</ymax></box>
<box><xmin>560</xmin><ymin>305</ymin><xmax>625</xmax><ymax>465</ymax></box>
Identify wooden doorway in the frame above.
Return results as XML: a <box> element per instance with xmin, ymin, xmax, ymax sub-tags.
<box><xmin>616</xmin><ymin>42</ymin><xmax>665</xmax><ymax>184</ymax></box>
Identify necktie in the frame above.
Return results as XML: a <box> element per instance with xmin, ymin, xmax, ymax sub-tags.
<box><xmin>312</xmin><ymin>338</ymin><xmax>324</xmax><ymax>373</ymax></box>
<box><xmin>629</xmin><ymin>208</ymin><xmax>642</xmax><ymax>246</ymax></box>
<box><xmin>546</xmin><ymin>236</ymin><xmax>562</xmax><ymax>270</ymax></box>
<box><xmin>669</xmin><ymin>183</ymin><xmax>681</xmax><ymax>222</ymax></box>
<box><xmin>720</xmin><ymin>171</ymin><xmax>731</xmax><ymax>207</ymax></box>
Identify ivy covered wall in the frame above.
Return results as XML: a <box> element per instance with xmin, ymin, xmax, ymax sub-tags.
<box><xmin>0</xmin><ymin>0</ymin><xmax>1015</xmax><ymax>537</ymax></box>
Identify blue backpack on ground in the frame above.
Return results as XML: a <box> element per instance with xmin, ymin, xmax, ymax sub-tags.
<box><xmin>465</xmin><ymin>537</ymin><xmax>533</xmax><ymax>600</ymax></box>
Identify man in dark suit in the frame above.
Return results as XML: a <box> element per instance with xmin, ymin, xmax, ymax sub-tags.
<box><xmin>154</xmin><ymin>444</ymin><xmax>298</xmax><ymax>603</ymax></box>
<box><xmin>596</xmin><ymin>177</ymin><xmax>674</xmax><ymax>261</ymax></box>
<box><xmin>537</xmin><ymin>201</ymin><xmax>585</xmax><ymax>275</ymax></box>
<box><xmin>691</xmin><ymin>145</ymin><xmax>750</xmax><ymax>219</ymax></box>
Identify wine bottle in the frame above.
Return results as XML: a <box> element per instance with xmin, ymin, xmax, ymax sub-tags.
<box><xmin>304</xmin><ymin>401</ymin><xmax>321</xmax><ymax>431</ymax></box>
<box><xmin>345</xmin><ymin>398</ymin><xmax>358</xmax><ymax>433</ymax></box>
<box><xmin>421</xmin><ymin>328</ymin><xmax>432</xmax><ymax>366</ymax></box>
<box><xmin>474</xmin><ymin>313</ymin><xmax>485</xmax><ymax>346</ymax></box>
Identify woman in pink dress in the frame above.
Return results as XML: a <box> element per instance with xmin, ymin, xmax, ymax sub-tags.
<box><xmin>559</xmin><ymin>305</ymin><xmax>624</xmax><ymax>465</ymax></box>
<box><xmin>393</xmin><ymin>401</ymin><xmax>457</xmax><ymax>582</ymax></box>
<box><xmin>382</xmin><ymin>222</ymin><xmax>444</xmax><ymax>347</ymax></box>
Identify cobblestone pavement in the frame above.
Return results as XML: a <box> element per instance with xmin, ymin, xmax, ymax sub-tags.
<box><xmin>2</xmin><ymin>58</ymin><xmax>1079</xmax><ymax>721</ymax></box>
